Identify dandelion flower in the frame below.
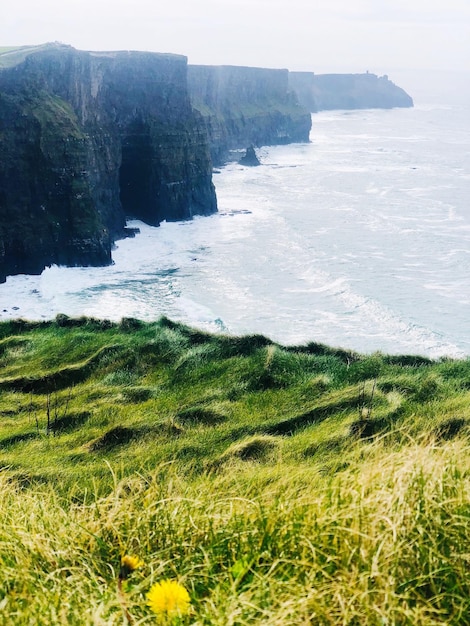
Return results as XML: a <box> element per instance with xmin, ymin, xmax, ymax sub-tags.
<box><xmin>119</xmin><ymin>555</ymin><xmax>144</xmax><ymax>579</ymax></box>
<box><xmin>146</xmin><ymin>579</ymin><xmax>191</xmax><ymax>616</ymax></box>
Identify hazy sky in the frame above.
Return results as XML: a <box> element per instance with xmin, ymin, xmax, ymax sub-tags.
<box><xmin>1</xmin><ymin>0</ymin><xmax>469</xmax><ymax>101</ymax></box>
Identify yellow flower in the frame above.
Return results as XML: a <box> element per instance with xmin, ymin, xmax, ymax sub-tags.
<box><xmin>119</xmin><ymin>555</ymin><xmax>144</xmax><ymax>579</ymax></box>
<box><xmin>146</xmin><ymin>579</ymin><xmax>191</xmax><ymax>616</ymax></box>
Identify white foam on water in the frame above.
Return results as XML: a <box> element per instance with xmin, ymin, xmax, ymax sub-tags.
<box><xmin>0</xmin><ymin>105</ymin><xmax>469</xmax><ymax>357</ymax></box>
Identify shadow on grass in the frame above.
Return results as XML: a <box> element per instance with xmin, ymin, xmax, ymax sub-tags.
<box><xmin>176</xmin><ymin>405</ymin><xmax>227</xmax><ymax>426</ymax></box>
<box><xmin>433</xmin><ymin>418</ymin><xmax>467</xmax><ymax>441</ymax></box>
<box><xmin>50</xmin><ymin>411</ymin><xmax>92</xmax><ymax>433</ymax></box>
<box><xmin>0</xmin><ymin>432</ymin><xmax>38</xmax><ymax>447</ymax></box>
<box><xmin>265</xmin><ymin>392</ymin><xmax>360</xmax><ymax>436</ymax></box>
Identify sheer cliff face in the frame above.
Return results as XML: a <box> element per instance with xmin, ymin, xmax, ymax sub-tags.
<box><xmin>188</xmin><ymin>65</ymin><xmax>312</xmax><ymax>164</ymax></box>
<box><xmin>287</xmin><ymin>72</ymin><xmax>318</xmax><ymax>113</ymax></box>
<box><xmin>0</xmin><ymin>86</ymin><xmax>113</xmax><ymax>280</ymax></box>
<box><xmin>0</xmin><ymin>45</ymin><xmax>217</xmax><ymax>282</ymax></box>
<box><xmin>289</xmin><ymin>71</ymin><xmax>414</xmax><ymax>112</ymax></box>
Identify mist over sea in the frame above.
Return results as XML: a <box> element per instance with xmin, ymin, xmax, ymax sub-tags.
<box><xmin>1</xmin><ymin>103</ymin><xmax>469</xmax><ymax>358</ymax></box>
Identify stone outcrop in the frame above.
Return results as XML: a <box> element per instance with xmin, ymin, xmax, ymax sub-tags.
<box><xmin>0</xmin><ymin>43</ymin><xmax>217</xmax><ymax>282</ymax></box>
<box><xmin>239</xmin><ymin>145</ymin><xmax>261</xmax><ymax>167</ymax></box>
<box><xmin>289</xmin><ymin>71</ymin><xmax>413</xmax><ymax>111</ymax></box>
<box><xmin>188</xmin><ymin>65</ymin><xmax>312</xmax><ymax>164</ymax></box>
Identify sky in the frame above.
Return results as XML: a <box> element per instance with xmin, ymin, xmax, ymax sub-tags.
<box><xmin>1</xmin><ymin>0</ymin><xmax>469</xmax><ymax>103</ymax></box>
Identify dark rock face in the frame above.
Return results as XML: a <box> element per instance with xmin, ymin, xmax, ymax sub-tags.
<box><xmin>0</xmin><ymin>87</ymin><xmax>113</xmax><ymax>280</ymax></box>
<box><xmin>0</xmin><ymin>44</ymin><xmax>217</xmax><ymax>282</ymax></box>
<box><xmin>188</xmin><ymin>65</ymin><xmax>312</xmax><ymax>164</ymax></box>
<box><xmin>289</xmin><ymin>71</ymin><xmax>413</xmax><ymax>112</ymax></box>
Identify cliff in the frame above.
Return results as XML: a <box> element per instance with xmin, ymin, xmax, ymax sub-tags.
<box><xmin>188</xmin><ymin>65</ymin><xmax>312</xmax><ymax>164</ymax></box>
<box><xmin>286</xmin><ymin>71</ymin><xmax>318</xmax><ymax>113</ymax></box>
<box><xmin>289</xmin><ymin>71</ymin><xmax>413</xmax><ymax>111</ymax></box>
<box><xmin>0</xmin><ymin>44</ymin><xmax>217</xmax><ymax>283</ymax></box>
<box><xmin>0</xmin><ymin>43</ymin><xmax>413</xmax><ymax>284</ymax></box>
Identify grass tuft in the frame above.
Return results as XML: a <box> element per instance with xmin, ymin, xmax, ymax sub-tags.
<box><xmin>215</xmin><ymin>434</ymin><xmax>280</xmax><ymax>465</ymax></box>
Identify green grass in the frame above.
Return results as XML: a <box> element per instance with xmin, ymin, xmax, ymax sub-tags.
<box><xmin>0</xmin><ymin>315</ymin><xmax>470</xmax><ymax>623</ymax></box>
<box><xmin>0</xmin><ymin>44</ymin><xmax>56</xmax><ymax>68</ymax></box>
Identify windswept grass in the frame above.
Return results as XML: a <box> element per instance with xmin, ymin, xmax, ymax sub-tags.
<box><xmin>2</xmin><ymin>442</ymin><xmax>470</xmax><ymax>624</ymax></box>
<box><xmin>0</xmin><ymin>315</ymin><xmax>469</xmax><ymax>623</ymax></box>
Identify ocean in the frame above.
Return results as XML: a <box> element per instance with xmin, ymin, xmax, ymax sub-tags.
<box><xmin>1</xmin><ymin>103</ymin><xmax>469</xmax><ymax>358</ymax></box>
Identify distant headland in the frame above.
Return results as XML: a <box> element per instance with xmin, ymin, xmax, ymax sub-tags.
<box><xmin>289</xmin><ymin>70</ymin><xmax>414</xmax><ymax>112</ymax></box>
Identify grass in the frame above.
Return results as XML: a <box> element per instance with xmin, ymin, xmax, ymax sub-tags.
<box><xmin>0</xmin><ymin>315</ymin><xmax>470</xmax><ymax>623</ymax></box>
<box><xmin>0</xmin><ymin>44</ymin><xmax>57</xmax><ymax>68</ymax></box>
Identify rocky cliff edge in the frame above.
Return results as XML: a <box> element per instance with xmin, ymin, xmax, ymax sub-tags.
<box><xmin>0</xmin><ymin>44</ymin><xmax>217</xmax><ymax>282</ymax></box>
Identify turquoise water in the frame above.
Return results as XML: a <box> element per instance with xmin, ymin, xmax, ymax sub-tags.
<box><xmin>1</xmin><ymin>104</ymin><xmax>469</xmax><ymax>357</ymax></box>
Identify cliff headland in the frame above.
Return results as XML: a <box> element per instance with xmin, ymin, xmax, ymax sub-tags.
<box><xmin>0</xmin><ymin>43</ymin><xmax>413</xmax><ymax>283</ymax></box>
<box><xmin>289</xmin><ymin>70</ymin><xmax>414</xmax><ymax>111</ymax></box>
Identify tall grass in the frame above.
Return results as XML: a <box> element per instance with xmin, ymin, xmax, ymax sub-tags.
<box><xmin>1</xmin><ymin>441</ymin><xmax>470</xmax><ymax>624</ymax></box>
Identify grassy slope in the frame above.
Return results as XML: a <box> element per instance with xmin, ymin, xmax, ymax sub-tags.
<box><xmin>0</xmin><ymin>44</ymin><xmax>56</xmax><ymax>68</ymax></box>
<box><xmin>0</xmin><ymin>316</ymin><xmax>469</xmax><ymax>624</ymax></box>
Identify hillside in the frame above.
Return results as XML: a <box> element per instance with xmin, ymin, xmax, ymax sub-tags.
<box><xmin>1</xmin><ymin>317</ymin><xmax>469</xmax><ymax>623</ymax></box>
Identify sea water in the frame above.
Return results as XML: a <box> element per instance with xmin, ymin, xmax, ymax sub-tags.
<box><xmin>1</xmin><ymin>103</ymin><xmax>469</xmax><ymax>358</ymax></box>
